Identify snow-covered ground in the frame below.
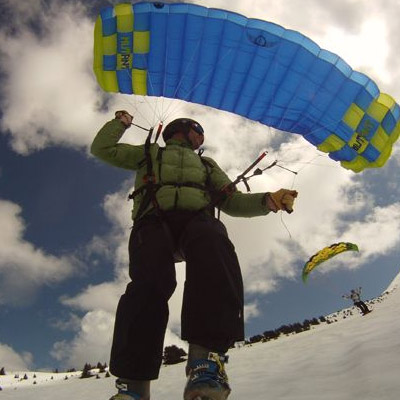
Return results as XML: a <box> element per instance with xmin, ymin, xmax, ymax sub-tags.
<box><xmin>1</xmin><ymin>271</ymin><xmax>399</xmax><ymax>400</ymax></box>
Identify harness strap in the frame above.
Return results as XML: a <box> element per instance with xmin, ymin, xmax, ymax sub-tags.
<box><xmin>161</xmin><ymin>181</ymin><xmax>209</xmax><ymax>191</ymax></box>
<box><xmin>129</xmin><ymin>147</ymin><xmax>216</xmax><ymax>217</ymax></box>
<box><xmin>131</xmin><ymin>128</ymin><xmax>160</xmax><ymax>220</ymax></box>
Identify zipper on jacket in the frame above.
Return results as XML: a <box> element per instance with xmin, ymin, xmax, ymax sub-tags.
<box><xmin>173</xmin><ymin>145</ymin><xmax>184</xmax><ymax>209</ymax></box>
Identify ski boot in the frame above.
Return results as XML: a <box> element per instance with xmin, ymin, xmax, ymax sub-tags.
<box><xmin>184</xmin><ymin>352</ymin><xmax>231</xmax><ymax>400</ymax></box>
<box><xmin>109</xmin><ymin>379</ymin><xmax>150</xmax><ymax>400</ymax></box>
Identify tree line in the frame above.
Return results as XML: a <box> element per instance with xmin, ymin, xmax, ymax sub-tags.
<box><xmin>246</xmin><ymin>316</ymin><xmax>327</xmax><ymax>345</ymax></box>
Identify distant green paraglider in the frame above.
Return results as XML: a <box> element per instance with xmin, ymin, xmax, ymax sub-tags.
<box><xmin>302</xmin><ymin>242</ymin><xmax>359</xmax><ymax>283</ymax></box>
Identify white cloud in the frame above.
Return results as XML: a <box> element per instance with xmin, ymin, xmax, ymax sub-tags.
<box><xmin>51</xmin><ymin>309</ymin><xmax>114</xmax><ymax>368</ymax></box>
<box><xmin>0</xmin><ymin>1</ymin><xmax>98</xmax><ymax>154</ymax></box>
<box><xmin>0</xmin><ymin>343</ymin><xmax>33</xmax><ymax>371</ymax></box>
<box><xmin>1</xmin><ymin>0</ymin><xmax>54</xmax><ymax>25</ymax></box>
<box><xmin>198</xmin><ymin>0</ymin><xmax>366</xmax><ymax>38</ymax></box>
<box><xmin>343</xmin><ymin>203</ymin><xmax>400</xmax><ymax>262</ymax></box>
<box><xmin>60</xmin><ymin>281</ymin><xmax>123</xmax><ymax>314</ymax></box>
<box><xmin>320</xmin><ymin>18</ymin><xmax>390</xmax><ymax>84</ymax></box>
<box><xmin>50</xmin><ymin>313</ymin><xmax>82</xmax><ymax>333</ymax></box>
<box><xmin>0</xmin><ymin>200</ymin><xmax>79</xmax><ymax>306</ymax></box>
<box><xmin>244</xmin><ymin>302</ymin><xmax>260</xmax><ymax>322</ymax></box>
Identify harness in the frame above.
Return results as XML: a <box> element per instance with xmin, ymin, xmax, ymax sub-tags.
<box><xmin>127</xmin><ymin>130</ymin><xmax>218</xmax><ymax>262</ymax></box>
<box><xmin>128</xmin><ymin>140</ymin><xmax>217</xmax><ymax>221</ymax></box>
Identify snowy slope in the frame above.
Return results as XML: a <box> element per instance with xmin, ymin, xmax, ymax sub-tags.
<box><xmin>1</xmin><ymin>271</ymin><xmax>400</xmax><ymax>400</ymax></box>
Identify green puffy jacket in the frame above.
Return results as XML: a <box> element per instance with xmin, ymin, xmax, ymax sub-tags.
<box><xmin>91</xmin><ymin>119</ymin><xmax>271</xmax><ymax>220</ymax></box>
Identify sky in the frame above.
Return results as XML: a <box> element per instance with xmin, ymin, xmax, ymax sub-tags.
<box><xmin>1</xmin><ymin>272</ymin><xmax>399</xmax><ymax>399</ymax></box>
<box><xmin>0</xmin><ymin>0</ymin><xmax>400</xmax><ymax>372</ymax></box>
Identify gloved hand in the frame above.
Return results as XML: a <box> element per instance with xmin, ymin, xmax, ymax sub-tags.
<box><xmin>266</xmin><ymin>189</ymin><xmax>298</xmax><ymax>214</ymax></box>
<box><xmin>115</xmin><ymin>110</ymin><xmax>133</xmax><ymax>128</ymax></box>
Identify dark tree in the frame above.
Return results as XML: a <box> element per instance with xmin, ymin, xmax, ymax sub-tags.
<box><xmin>249</xmin><ymin>334</ymin><xmax>264</xmax><ymax>344</ymax></box>
<box><xmin>163</xmin><ymin>345</ymin><xmax>187</xmax><ymax>365</ymax></box>
<box><xmin>80</xmin><ymin>363</ymin><xmax>94</xmax><ymax>379</ymax></box>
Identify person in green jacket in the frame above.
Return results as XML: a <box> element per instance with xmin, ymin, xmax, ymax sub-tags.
<box><xmin>91</xmin><ymin>110</ymin><xmax>298</xmax><ymax>400</ymax></box>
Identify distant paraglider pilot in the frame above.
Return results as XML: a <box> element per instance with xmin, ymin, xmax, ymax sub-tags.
<box><xmin>342</xmin><ymin>287</ymin><xmax>371</xmax><ymax>316</ymax></box>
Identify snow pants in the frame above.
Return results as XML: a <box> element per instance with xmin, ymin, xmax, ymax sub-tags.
<box><xmin>109</xmin><ymin>211</ymin><xmax>244</xmax><ymax>380</ymax></box>
<box><xmin>355</xmin><ymin>301</ymin><xmax>370</xmax><ymax>315</ymax></box>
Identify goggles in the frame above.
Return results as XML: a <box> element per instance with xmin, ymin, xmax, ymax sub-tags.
<box><xmin>162</xmin><ymin>118</ymin><xmax>204</xmax><ymax>141</ymax></box>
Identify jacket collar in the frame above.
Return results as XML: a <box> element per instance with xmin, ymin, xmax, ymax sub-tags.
<box><xmin>166</xmin><ymin>138</ymin><xmax>193</xmax><ymax>149</ymax></box>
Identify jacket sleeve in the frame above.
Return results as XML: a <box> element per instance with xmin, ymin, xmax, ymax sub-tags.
<box><xmin>90</xmin><ymin>119</ymin><xmax>146</xmax><ymax>170</ymax></box>
<box><xmin>204</xmin><ymin>157</ymin><xmax>272</xmax><ymax>218</ymax></box>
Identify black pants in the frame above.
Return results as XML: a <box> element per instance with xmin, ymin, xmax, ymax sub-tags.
<box><xmin>109</xmin><ymin>211</ymin><xmax>244</xmax><ymax>380</ymax></box>
<box><xmin>355</xmin><ymin>301</ymin><xmax>370</xmax><ymax>315</ymax></box>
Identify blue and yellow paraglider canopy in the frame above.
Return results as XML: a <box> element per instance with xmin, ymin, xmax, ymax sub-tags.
<box><xmin>93</xmin><ymin>2</ymin><xmax>400</xmax><ymax>172</ymax></box>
